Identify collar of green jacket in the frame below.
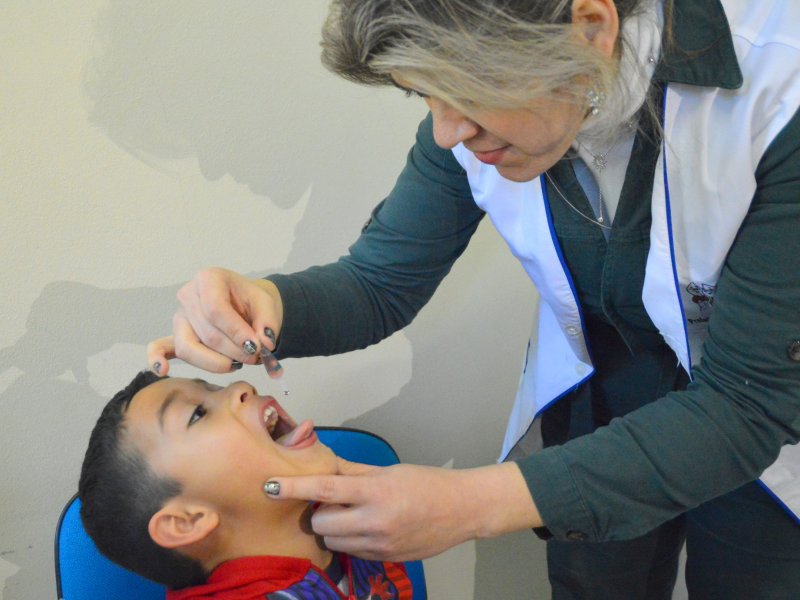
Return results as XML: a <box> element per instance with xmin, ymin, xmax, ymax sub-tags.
<box><xmin>655</xmin><ymin>0</ymin><xmax>743</xmax><ymax>89</ymax></box>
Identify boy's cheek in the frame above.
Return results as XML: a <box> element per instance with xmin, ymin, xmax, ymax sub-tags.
<box><xmin>316</xmin><ymin>445</ymin><xmax>339</xmax><ymax>475</ymax></box>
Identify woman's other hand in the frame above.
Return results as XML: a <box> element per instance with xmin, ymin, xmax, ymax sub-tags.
<box><xmin>147</xmin><ymin>267</ymin><xmax>283</xmax><ymax>375</ymax></box>
<box><xmin>263</xmin><ymin>459</ymin><xmax>542</xmax><ymax>562</ymax></box>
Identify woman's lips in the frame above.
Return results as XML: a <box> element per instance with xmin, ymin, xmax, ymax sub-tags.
<box><xmin>473</xmin><ymin>146</ymin><xmax>509</xmax><ymax>165</ymax></box>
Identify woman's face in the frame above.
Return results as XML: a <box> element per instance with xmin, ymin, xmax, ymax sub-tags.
<box><xmin>392</xmin><ymin>0</ymin><xmax>619</xmax><ymax>182</ymax></box>
<box><xmin>423</xmin><ymin>93</ymin><xmax>586</xmax><ymax>182</ymax></box>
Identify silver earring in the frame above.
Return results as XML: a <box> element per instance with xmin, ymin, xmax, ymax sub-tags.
<box><xmin>587</xmin><ymin>88</ymin><xmax>604</xmax><ymax>116</ymax></box>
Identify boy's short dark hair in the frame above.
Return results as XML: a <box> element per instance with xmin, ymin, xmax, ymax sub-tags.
<box><xmin>78</xmin><ymin>370</ymin><xmax>208</xmax><ymax>589</ymax></box>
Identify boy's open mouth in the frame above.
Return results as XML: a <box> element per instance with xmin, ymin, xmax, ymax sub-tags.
<box><xmin>262</xmin><ymin>399</ymin><xmax>292</xmax><ymax>439</ymax></box>
<box><xmin>260</xmin><ymin>397</ymin><xmax>316</xmax><ymax>448</ymax></box>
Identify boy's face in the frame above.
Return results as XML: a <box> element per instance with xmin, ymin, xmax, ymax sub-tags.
<box><xmin>123</xmin><ymin>377</ymin><xmax>337</xmax><ymax>513</ymax></box>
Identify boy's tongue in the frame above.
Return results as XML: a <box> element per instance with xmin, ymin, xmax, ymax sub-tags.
<box><xmin>267</xmin><ymin>397</ymin><xmax>316</xmax><ymax>448</ymax></box>
<box><xmin>276</xmin><ymin>419</ymin><xmax>314</xmax><ymax>448</ymax></box>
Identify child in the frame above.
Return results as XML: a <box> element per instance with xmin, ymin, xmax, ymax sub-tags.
<box><xmin>79</xmin><ymin>370</ymin><xmax>413</xmax><ymax>599</ymax></box>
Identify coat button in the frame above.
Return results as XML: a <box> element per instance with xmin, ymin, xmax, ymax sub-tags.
<box><xmin>788</xmin><ymin>341</ymin><xmax>800</xmax><ymax>362</ymax></box>
<box><xmin>565</xmin><ymin>325</ymin><xmax>580</xmax><ymax>336</ymax></box>
<box><xmin>566</xmin><ymin>530</ymin><xmax>587</xmax><ymax>541</ymax></box>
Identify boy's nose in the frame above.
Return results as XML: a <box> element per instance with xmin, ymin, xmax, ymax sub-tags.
<box><xmin>226</xmin><ymin>381</ymin><xmax>255</xmax><ymax>409</ymax></box>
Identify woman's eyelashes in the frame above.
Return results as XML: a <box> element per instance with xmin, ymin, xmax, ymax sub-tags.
<box><xmin>404</xmin><ymin>89</ymin><xmax>428</xmax><ymax>99</ymax></box>
<box><xmin>188</xmin><ymin>404</ymin><xmax>207</xmax><ymax>427</ymax></box>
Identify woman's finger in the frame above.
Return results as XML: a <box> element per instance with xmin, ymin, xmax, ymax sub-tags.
<box><xmin>263</xmin><ymin>457</ymin><xmax>376</xmax><ymax>500</ymax></box>
<box><xmin>180</xmin><ymin>305</ymin><xmax>254</xmax><ymax>364</ymax></box>
<box><xmin>178</xmin><ymin>272</ymin><xmax>259</xmax><ymax>362</ymax></box>
<box><xmin>172</xmin><ymin>311</ymin><xmax>245</xmax><ymax>373</ymax></box>
<box><xmin>243</xmin><ymin>279</ymin><xmax>285</xmax><ymax>353</ymax></box>
<box><xmin>146</xmin><ymin>336</ymin><xmax>176</xmax><ymax>376</ymax></box>
<box><xmin>177</xmin><ymin>269</ymin><xmax>281</xmax><ymax>363</ymax></box>
<box><xmin>264</xmin><ymin>472</ymin><xmax>372</xmax><ymax>506</ymax></box>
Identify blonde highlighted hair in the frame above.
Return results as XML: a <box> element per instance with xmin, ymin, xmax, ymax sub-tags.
<box><xmin>321</xmin><ymin>0</ymin><xmax>670</xmax><ymax>137</ymax></box>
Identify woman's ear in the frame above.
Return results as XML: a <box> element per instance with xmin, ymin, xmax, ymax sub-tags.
<box><xmin>571</xmin><ymin>0</ymin><xmax>620</xmax><ymax>58</ymax></box>
<box><xmin>148</xmin><ymin>499</ymin><xmax>220</xmax><ymax>550</ymax></box>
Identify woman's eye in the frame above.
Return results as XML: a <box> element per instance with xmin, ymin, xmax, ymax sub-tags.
<box><xmin>404</xmin><ymin>89</ymin><xmax>428</xmax><ymax>99</ymax></box>
<box><xmin>188</xmin><ymin>404</ymin><xmax>207</xmax><ymax>427</ymax></box>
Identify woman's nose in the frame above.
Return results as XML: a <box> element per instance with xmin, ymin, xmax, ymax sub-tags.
<box><xmin>428</xmin><ymin>98</ymin><xmax>479</xmax><ymax>149</ymax></box>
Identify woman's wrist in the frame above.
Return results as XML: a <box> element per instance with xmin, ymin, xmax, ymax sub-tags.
<box><xmin>459</xmin><ymin>462</ymin><xmax>543</xmax><ymax>539</ymax></box>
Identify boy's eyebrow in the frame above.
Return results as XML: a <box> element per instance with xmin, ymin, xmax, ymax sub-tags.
<box><xmin>193</xmin><ymin>378</ymin><xmax>215</xmax><ymax>390</ymax></box>
<box><xmin>157</xmin><ymin>380</ymin><xmax>215</xmax><ymax>430</ymax></box>
<box><xmin>157</xmin><ymin>389</ymin><xmax>182</xmax><ymax>431</ymax></box>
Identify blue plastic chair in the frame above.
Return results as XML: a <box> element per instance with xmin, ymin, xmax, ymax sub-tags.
<box><xmin>55</xmin><ymin>426</ymin><xmax>427</xmax><ymax>599</ymax></box>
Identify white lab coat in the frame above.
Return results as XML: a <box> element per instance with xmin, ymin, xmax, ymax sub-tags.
<box><xmin>451</xmin><ymin>0</ymin><xmax>800</xmax><ymax>521</ymax></box>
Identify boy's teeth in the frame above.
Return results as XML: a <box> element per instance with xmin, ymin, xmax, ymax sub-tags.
<box><xmin>263</xmin><ymin>406</ymin><xmax>278</xmax><ymax>434</ymax></box>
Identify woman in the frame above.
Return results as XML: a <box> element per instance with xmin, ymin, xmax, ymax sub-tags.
<box><xmin>149</xmin><ymin>0</ymin><xmax>800</xmax><ymax>597</ymax></box>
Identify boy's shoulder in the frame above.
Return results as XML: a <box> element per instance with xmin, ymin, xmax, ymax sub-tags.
<box><xmin>166</xmin><ymin>554</ymin><xmax>412</xmax><ymax>600</ymax></box>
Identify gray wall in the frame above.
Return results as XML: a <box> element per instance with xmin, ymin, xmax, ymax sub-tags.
<box><xmin>1</xmin><ymin>2</ymin><xmax>545</xmax><ymax>598</ymax></box>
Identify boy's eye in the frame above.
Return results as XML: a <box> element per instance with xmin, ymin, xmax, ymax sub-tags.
<box><xmin>188</xmin><ymin>404</ymin><xmax>207</xmax><ymax>427</ymax></box>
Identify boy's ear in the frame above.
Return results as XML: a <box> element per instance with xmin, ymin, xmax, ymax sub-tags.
<box><xmin>148</xmin><ymin>499</ymin><xmax>220</xmax><ymax>550</ymax></box>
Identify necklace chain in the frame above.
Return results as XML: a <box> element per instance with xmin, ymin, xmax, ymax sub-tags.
<box><xmin>544</xmin><ymin>171</ymin><xmax>612</xmax><ymax>230</ymax></box>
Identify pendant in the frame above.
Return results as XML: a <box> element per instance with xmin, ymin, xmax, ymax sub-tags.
<box><xmin>593</xmin><ymin>155</ymin><xmax>607</xmax><ymax>171</ymax></box>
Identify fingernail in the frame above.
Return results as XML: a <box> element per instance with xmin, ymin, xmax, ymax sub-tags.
<box><xmin>231</xmin><ymin>360</ymin><xmax>243</xmax><ymax>371</ymax></box>
<box><xmin>152</xmin><ymin>361</ymin><xmax>161</xmax><ymax>375</ymax></box>
<box><xmin>242</xmin><ymin>340</ymin><xmax>258</xmax><ymax>355</ymax></box>
<box><xmin>264</xmin><ymin>327</ymin><xmax>276</xmax><ymax>345</ymax></box>
<box><xmin>263</xmin><ymin>481</ymin><xmax>280</xmax><ymax>496</ymax></box>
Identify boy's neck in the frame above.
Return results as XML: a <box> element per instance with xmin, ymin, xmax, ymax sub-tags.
<box><xmin>205</xmin><ymin>503</ymin><xmax>333</xmax><ymax>573</ymax></box>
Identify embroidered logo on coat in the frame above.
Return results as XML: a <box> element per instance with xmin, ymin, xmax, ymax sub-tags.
<box><xmin>686</xmin><ymin>282</ymin><xmax>716</xmax><ymax>324</ymax></box>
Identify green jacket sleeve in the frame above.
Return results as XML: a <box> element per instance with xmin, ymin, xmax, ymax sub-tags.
<box><xmin>519</xmin><ymin>108</ymin><xmax>800</xmax><ymax>542</ymax></box>
<box><xmin>268</xmin><ymin>114</ymin><xmax>482</xmax><ymax>357</ymax></box>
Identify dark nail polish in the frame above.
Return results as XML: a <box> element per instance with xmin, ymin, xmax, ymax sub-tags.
<box><xmin>263</xmin><ymin>481</ymin><xmax>280</xmax><ymax>496</ymax></box>
<box><xmin>231</xmin><ymin>360</ymin><xmax>243</xmax><ymax>371</ymax></box>
<box><xmin>242</xmin><ymin>340</ymin><xmax>257</xmax><ymax>355</ymax></box>
<box><xmin>264</xmin><ymin>327</ymin><xmax>276</xmax><ymax>345</ymax></box>
<box><xmin>152</xmin><ymin>362</ymin><xmax>161</xmax><ymax>375</ymax></box>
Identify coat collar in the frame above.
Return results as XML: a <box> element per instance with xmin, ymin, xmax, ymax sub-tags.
<box><xmin>655</xmin><ymin>0</ymin><xmax>743</xmax><ymax>89</ymax></box>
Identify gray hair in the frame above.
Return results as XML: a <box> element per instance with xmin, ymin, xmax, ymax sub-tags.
<box><xmin>321</xmin><ymin>0</ymin><xmax>668</xmax><ymax>139</ymax></box>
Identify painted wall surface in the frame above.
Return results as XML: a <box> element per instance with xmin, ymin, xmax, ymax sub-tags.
<box><xmin>1</xmin><ymin>3</ymin><xmax>691</xmax><ymax>599</ymax></box>
<box><xmin>1</xmin><ymin>2</ymin><xmax>546</xmax><ymax>599</ymax></box>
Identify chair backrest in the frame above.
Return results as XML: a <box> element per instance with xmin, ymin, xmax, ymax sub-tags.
<box><xmin>56</xmin><ymin>426</ymin><xmax>427</xmax><ymax>600</ymax></box>
<box><xmin>55</xmin><ymin>494</ymin><xmax>169</xmax><ymax>600</ymax></box>
<box><xmin>316</xmin><ymin>428</ymin><xmax>427</xmax><ymax>599</ymax></box>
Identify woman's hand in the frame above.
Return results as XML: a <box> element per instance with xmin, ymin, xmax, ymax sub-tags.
<box><xmin>263</xmin><ymin>459</ymin><xmax>542</xmax><ymax>562</ymax></box>
<box><xmin>147</xmin><ymin>267</ymin><xmax>284</xmax><ymax>375</ymax></box>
